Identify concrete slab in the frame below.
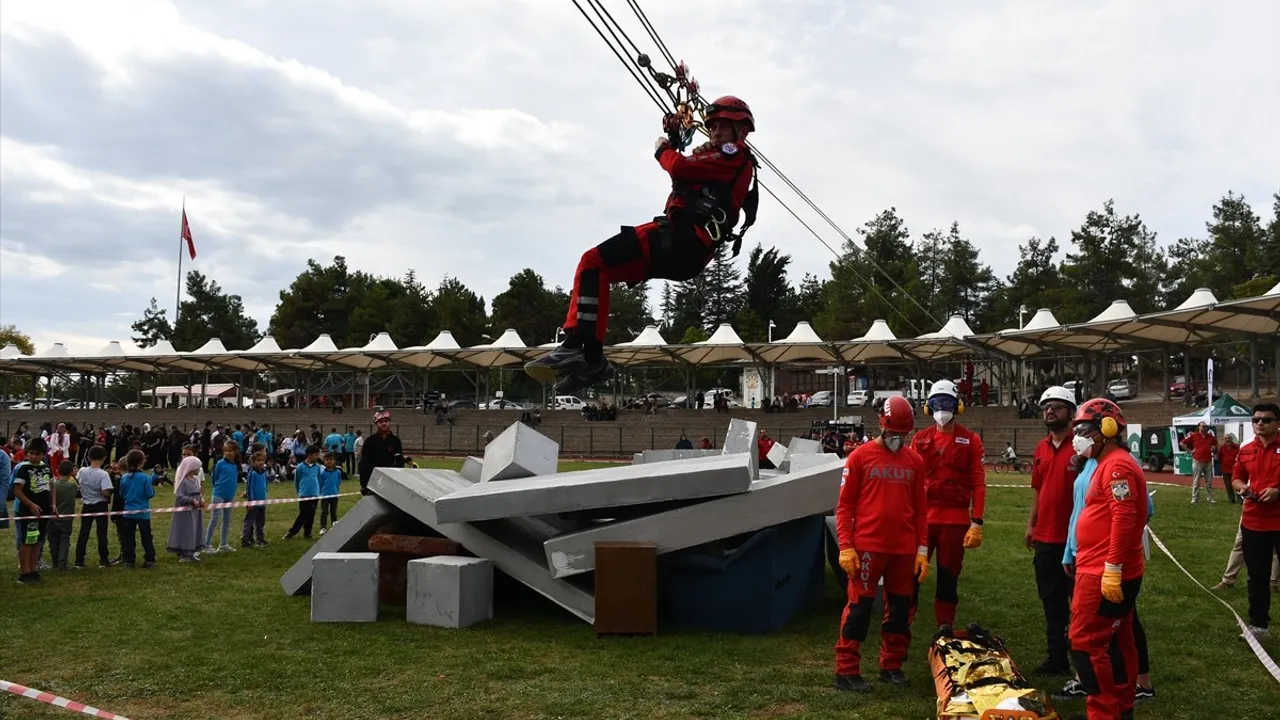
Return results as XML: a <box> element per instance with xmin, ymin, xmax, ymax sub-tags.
<box><xmin>638</xmin><ymin>449</ymin><xmax>721</xmax><ymax>464</ymax></box>
<box><xmin>407</xmin><ymin>556</ymin><xmax>494</xmax><ymax>628</ymax></box>
<box><xmin>280</xmin><ymin>495</ymin><xmax>403</xmax><ymax>596</ymax></box>
<box><xmin>632</xmin><ymin>452</ymin><xmax>645</xmax><ymax>465</ymax></box>
<box><xmin>765</xmin><ymin>441</ymin><xmax>788</xmax><ymax>469</ymax></box>
<box><xmin>787</xmin><ymin>453</ymin><xmax>843</xmax><ymax>474</ymax></box>
<box><xmin>544</xmin><ymin>458</ymin><xmax>843</xmax><ymax>579</ymax></box>
<box><xmin>481</xmin><ymin>422</ymin><xmax>559</xmax><ymax>482</ymax></box>
<box><xmin>431</xmin><ymin>452</ymin><xmax>753</xmax><ymax>524</ymax></box>
<box><xmin>460</xmin><ymin>456</ymin><xmax>484</xmax><ymax>482</ymax></box>
<box><xmin>721</xmin><ymin>418</ymin><xmax>760</xmax><ymax>480</ymax></box>
<box><xmin>311</xmin><ymin>552</ymin><xmax>380</xmax><ymax>622</ymax></box>
<box><xmin>372</xmin><ymin>468</ymin><xmax>596</xmax><ymax>623</ymax></box>
<box><xmin>782</xmin><ymin>437</ymin><xmax>823</xmax><ymax>471</ymax></box>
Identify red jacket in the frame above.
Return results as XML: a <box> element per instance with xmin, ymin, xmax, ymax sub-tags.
<box><xmin>1180</xmin><ymin>431</ymin><xmax>1217</xmax><ymax>463</ymax></box>
<box><xmin>656</xmin><ymin>142</ymin><xmax>754</xmax><ymax>231</ymax></box>
<box><xmin>1219</xmin><ymin>442</ymin><xmax>1240</xmax><ymax>476</ymax></box>
<box><xmin>1074</xmin><ymin>448</ymin><xmax>1148</xmax><ymax>579</ymax></box>
<box><xmin>1030</xmin><ymin>434</ymin><xmax>1078</xmax><ymax>544</ymax></box>
<box><xmin>911</xmin><ymin>424</ymin><xmax>987</xmax><ymax>526</ymax></box>
<box><xmin>1235</xmin><ymin>435</ymin><xmax>1280</xmax><ymax>532</ymax></box>
<box><xmin>836</xmin><ymin>441</ymin><xmax>928</xmax><ymax>556</ymax></box>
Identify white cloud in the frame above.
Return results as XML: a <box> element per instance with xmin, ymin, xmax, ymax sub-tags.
<box><xmin>0</xmin><ymin>0</ymin><xmax>1275</xmax><ymax>353</ymax></box>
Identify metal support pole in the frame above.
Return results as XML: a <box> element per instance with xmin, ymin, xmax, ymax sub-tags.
<box><xmin>1250</xmin><ymin>337</ymin><xmax>1260</xmax><ymax>398</ymax></box>
<box><xmin>1162</xmin><ymin>348</ymin><xmax>1170</xmax><ymax>401</ymax></box>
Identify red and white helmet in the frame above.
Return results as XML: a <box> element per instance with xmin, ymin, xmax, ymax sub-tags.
<box><xmin>704</xmin><ymin>95</ymin><xmax>754</xmax><ymax>133</ymax></box>
<box><xmin>877</xmin><ymin>395</ymin><xmax>915</xmax><ymax>434</ymax></box>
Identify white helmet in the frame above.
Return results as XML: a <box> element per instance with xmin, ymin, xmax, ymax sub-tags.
<box><xmin>928</xmin><ymin>379</ymin><xmax>959</xmax><ymax>401</ymax></box>
<box><xmin>1039</xmin><ymin>386</ymin><xmax>1075</xmax><ymax>407</ymax></box>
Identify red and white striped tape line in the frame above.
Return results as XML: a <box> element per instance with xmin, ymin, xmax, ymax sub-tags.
<box><xmin>4</xmin><ymin>491</ymin><xmax>363</xmax><ymax>524</ymax></box>
<box><xmin>988</xmin><ymin>481</ymin><xmax>1186</xmax><ymax>489</ymax></box>
<box><xmin>1147</xmin><ymin>527</ymin><xmax>1280</xmax><ymax>684</ymax></box>
<box><xmin>1</xmin><ymin>680</ymin><xmax>130</xmax><ymax>719</ymax></box>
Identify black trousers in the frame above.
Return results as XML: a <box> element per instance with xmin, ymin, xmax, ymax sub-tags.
<box><xmin>319</xmin><ymin>497</ymin><xmax>339</xmax><ymax>528</ymax></box>
<box><xmin>1241</xmin><ymin>525</ymin><xmax>1280</xmax><ymax>628</ymax></box>
<box><xmin>120</xmin><ymin>518</ymin><xmax>156</xmax><ymax>565</ymax></box>
<box><xmin>288</xmin><ymin>499</ymin><xmax>318</xmax><ymax>538</ymax></box>
<box><xmin>1033</xmin><ymin>542</ymin><xmax>1074</xmax><ymax>663</ymax></box>
<box><xmin>1133</xmin><ymin>606</ymin><xmax>1149</xmax><ymax>675</ymax></box>
<box><xmin>75</xmin><ymin>502</ymin><xmax>112</xmax><ymax>566</ymax></box>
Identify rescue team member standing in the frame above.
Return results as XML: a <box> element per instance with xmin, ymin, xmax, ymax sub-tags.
<box><xmin>1066</xmin><ymin>399</ymin><xmax>1148</xmax><ymax>720</ymax></box>
<box><xmin>1025</xmin><ymin>386</ymin><xmax>1078</xmax><ymax>675</ymax></box>
<box><xmin>357</xmin><ymin>409</ymin><xmax>405</xmax><ymax>496</ymax></box>
<box><xmin>525</xmin><ymin>98</ymin><xmax>759</xmax><ymax>392</ymax></box>
<box><xmin>1231</xmin><ymin>402</ymin><xmax>1280</xmax><ymax>641</ymax></box>
<box><xmin>1180</xmin><ymin>422</ymin><xmax>1217</xmax><ymax>503</ymax></box>
<box><xmin>1219</xmin><ymin>433</ymin><xmax>1240</xmax><ymax>504</ymax></box>
<box><xmin>833</xmin><ymin>395</ymin><xmax>930</xmax><ymax>693</ymax></box>
<box><xmin>910</xmin><ymin>379</ymin><xmax>986</xmax><ymax>628</ymax></box>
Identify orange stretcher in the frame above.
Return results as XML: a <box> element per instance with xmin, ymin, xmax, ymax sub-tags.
<box><xmin>929</xmin><ymin>625</ymin><xmax>1059</xmax><ymax>720</ymax></box>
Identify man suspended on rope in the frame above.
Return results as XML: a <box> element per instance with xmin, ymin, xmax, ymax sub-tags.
<box><xmin>524</xmin><ymin>96</ymin><xmax>759</xmax><ymax>392</ymax></box>
<box><xmin>909</xmin><ymin>379</ymin><xmax>987</xmax><ymax>630</ymax></box>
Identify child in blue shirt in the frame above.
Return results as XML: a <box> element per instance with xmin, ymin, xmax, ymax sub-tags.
<box><xmin>285</xmin><ymin>445</ymin><xmax>321</xmax><ymax>540</ymax></box>
<box><xmin>318</xmin><ymin>452</ymin><xmax>344</xmax><ymax>535</ymax></box>
<box><xmin>240</xmin><ymin>451</ymin><xmax>269</xmax><ymax>548</ymax></box>
<box><xmin>205</xmin><ymin>442</ymin><xmax>241</xmax><ymax>553</ymax></box>
<box><xmin>119</xmin><ymin>449</ymin><xmax>157</xmax><ymax>568</ymax></box>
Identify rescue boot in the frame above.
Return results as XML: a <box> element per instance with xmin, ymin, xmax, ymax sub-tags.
<box><xmin>525</xmin><ymin>343</ymin><xmax>590</xmax><ymax>383</ymax></box>
<box><xmin>833</xmin><ymin>674</ymin><xmax>871</xmax><ymax>693</ymax></box>
<box><xmin>554</xmin><ymin>355</ymin><xmax>615</xmax><ymax>395</ymax></box>
<box><xmin>878</xmin><ymin>669</ymin><xmax>908</xmax><ymax>687</ymax></box>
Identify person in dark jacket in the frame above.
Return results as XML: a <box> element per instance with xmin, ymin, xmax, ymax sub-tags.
<box><xmin>357</xmin><ymin>409</ymin><xmax>404</xmax><ymax>495</ymax></box>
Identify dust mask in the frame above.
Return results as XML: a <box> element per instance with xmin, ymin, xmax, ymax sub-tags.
<box><xmin>1072</xmin><ymin>434</ymin><xmax>1096</xmax><ymax>457</ymax></box>
<box><xmin>933</xmin><ymin>410</ymin><xmax>954</xmax><ymax>427</ymax></box>
<box><xmin>884</xmin><ymin>436</ymin><xmax>904</xmax><ymax>453</ymax></box>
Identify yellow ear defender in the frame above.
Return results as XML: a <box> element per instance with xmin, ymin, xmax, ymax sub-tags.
<box><xmin>1100</xmin><ymin>416</ymin><xmax>1119</xmax><ymax>438</ymax></box>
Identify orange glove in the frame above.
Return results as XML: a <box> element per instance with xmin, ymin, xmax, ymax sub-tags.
<box><xmin>1101</xmin><ymin>564</ymin><xmax>1124</xmax><ymax>603</ymax></box>
<box><xmin>963</xmin><ymin>523</ymin><xmax>984</xmax><ymax>549</ymax></box>
<box><xmin>914</xmin><ymin>549</ymin><xmax>930</xmax><ymax>583</ymax></box>
<box><xmin>838</xmin><ymin>548</ymin><xmax>859</xmax><ymax>577</ymax></box>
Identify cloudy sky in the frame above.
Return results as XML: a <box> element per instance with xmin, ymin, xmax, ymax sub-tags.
<box><xmin>1</xmin><ymin>0</ymin><xmax>1276</xmax><ymax>354</ymax></box>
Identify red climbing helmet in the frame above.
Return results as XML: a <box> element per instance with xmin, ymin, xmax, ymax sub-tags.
<box><xmin>877</xmin><ymin>395</ymin><xmax>915</xmax><ymax>434</ymax></box>
<box><xmin>705</xmin><ymin>95</ymin><xmax>754</xmax><ymax>132</ymax></box>
<box><xmin>1072</xmin><ymin>398</ymin><xmax>1125</xmax><ymax>439</ymax></box>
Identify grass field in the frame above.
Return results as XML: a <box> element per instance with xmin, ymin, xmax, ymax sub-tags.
<box><xmin>1</xmin><ymin>459</ymin><xmax>1276</xmax><ymax>719</ymax></box>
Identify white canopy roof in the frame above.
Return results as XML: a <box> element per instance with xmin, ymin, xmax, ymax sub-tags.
<box><xmin>750</xmin><ymin>322</ymin><xmax>837</xmax><ymax>364</ymax></box>
<box><xmin>608</xmin><ymin>325</ymin><xmax>678</xmax><ymax>366</ymax></box>
<box><xmin>676</xmin><ymin>324</ymin><xmax>754</xmax><ymax>365</ymax></box>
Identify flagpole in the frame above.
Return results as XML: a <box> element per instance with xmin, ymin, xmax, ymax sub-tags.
<box><xmin>176</xmin><ymin>196</ymin><xmax>185</xmax><ymax>328</ymax></box>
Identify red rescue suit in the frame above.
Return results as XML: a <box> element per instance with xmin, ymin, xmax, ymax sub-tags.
<box><xmin>909</xmin><ymin>423</ymin><xmax>986</xmax><ymax>628</ymax></box>
<box><xmin>834</xmin><ymin>442</ymin><xmax>928</xmax><ymax>677</ymax></box>
<box><xmin>563</xmin><ymin>142</ymin><xmax>755</xmax><ymax>343</ymax></box>
<box><xmin>1069</xmin><ymin>449</ymin><xmax>1147</xmax><ymax>720</ymax></box>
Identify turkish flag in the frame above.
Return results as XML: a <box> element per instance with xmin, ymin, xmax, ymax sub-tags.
<box><xmin>181</xmin><ymin>209</ymin><xmax>196</xmax><ymax>260</ymax></box>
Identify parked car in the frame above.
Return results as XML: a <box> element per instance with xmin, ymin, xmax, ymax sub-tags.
<box><xmin>1169</xmin><ymin>375</ymin><xmax>1193</xmax><ymax>398</ymax></box>
<box><xmin>553</xmin><ymin>395</ymin><xmax>586</xmax><ymax>411</ymax></box>
<box><xmin>846</xmin><ymin>389</ymin><xmax>869</xmax><ymax>407</ymax></box>
<box><xmin>808</xmin><ymin>390</ymin><xmax>836</xmax><ymax>407</ymax></box>
<box><xmin>1107</xmin><ymin>378</ymin><xmax>1138</xmax><ymax>400</ymax></box>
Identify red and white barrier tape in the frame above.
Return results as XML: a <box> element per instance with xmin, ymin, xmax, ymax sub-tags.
<box><xmin>4</xmin><ymin>491</ymin><xmax>363</xmax><ymax>524</ymax></box>
<box><xmin>1146</xmin><ymin>528</ymin><xmax>1280</xmax><ymax>684</ymax></box>
<box><xmin>1</xmin><ymin>680</ymin><xmax>130</xmax><ymax>719</ymax></box>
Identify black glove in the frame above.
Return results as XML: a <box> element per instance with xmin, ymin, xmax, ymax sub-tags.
<box><xmin>662</xmin><ymin>113</ymin><xmax>681</xmax><ymax>134</ymax></box>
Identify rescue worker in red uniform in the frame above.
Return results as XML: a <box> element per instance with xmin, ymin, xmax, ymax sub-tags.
<box><xmin>1026</xmin><ymin>386</ymin><xmax>1078</xmax><ymax>675</ymax></box>
<box><xmin>1231</xmin><ymin>401</ymin><xmax>1280</xmax><ymax>641</ymax></box>
<box><xmin>834</xmin><ymin>395</ymin><xmax>930</xmax><ymax>692</ymax></box>
<box><xmin>909</xmin><ymin>379</ymin><xmax>986</xmax><ymax>629</ymax></box>
<box><xmin>526</xmin><ymin>98</ymin><xmax>758</xmax><ymax>392</ymax></box>
<box><xmin>1066</xmin><ymin>398</ymin><xmax>1148</xmax><ymax>720</ymax></box>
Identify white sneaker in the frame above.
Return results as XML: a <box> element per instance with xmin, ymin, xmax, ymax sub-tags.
<box><xmin>204</xmin><ymin>545</ymin><xmax>220</xmax><ymax>554</ymax></box>
<box><xmin>1240</xmin><ymin>625</ymin><xmax>1272</xmax><ymax>641</ymax></box>
<box><xmin>319</xmin><ymin>528</ymin><xmax>327</xmax><ymax>536</ymax></box>
<box><xmin>218</xmin><ymin>544</ymin><xmax>236</xmax><ymax>553</ymax></box>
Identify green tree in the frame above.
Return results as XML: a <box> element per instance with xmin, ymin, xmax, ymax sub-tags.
<box><xmin>605</xmin><ymin>282</ymin><xmax>652</xmax><ymax>344</ymax></box>
<box><xmin>703</xmin><ymin>243</ymin><xmax>744</xmax><ymax>330</ymax></box>
<box><xmin>0</xmin><ymin>325</ymin><xmax>36</xmax><ymax>399</ymax></box>
<box><xmin>742</xmin><ymin>243</ymin><xmax>793</xmax><ymax>329</ymax></box>
<box><xmin>130</xmin><ymin>298</ymin><xmax>173</xmax><ymax>348</ymax></box>
<box><xmin>786</xmin><ymin>273</ymin><xmax>827</xmax><ymax>331</ymax></box>
<box><xmin>1059</xmin><ymin>200</ymin><xmax>1168</xmax><ymax>319</ymax></box>
<box><xmin>489</xmin><ymin>269</ymin><xmax>566</xmax><ymax>346</ymax></box>
<box><xmin>269</xmin><ymin>257</ymin><xmax>358</xmax><ymax>349</ymax></box>
<box><xmin>660</xmin><ymin>279</ymin><xmax>705</xmax><ymax>342</ymax></box>
<box><xmin>432</xmin><ymin>276</ymin><xmax>488</xmax><ymax>347</ymax></box>
<box><xmin>347</xmin><ymin>271</ymin><xmax>437</xmax><ymax>348</ymax></box>
<box><xmin>987</xmin><ymin>237</ymin><xmax>1069</xmax><ymax>328</ymax></box>
<box><xmin>817</xmin><ymin>208</ymin><xmax>927</xmax><ymax>340</ymax></box>
<box><xmin>923</xmin><ymin>222</ymin><xmax>996</xmax><ymax>326</ymax></box>
<box><xmin>171</xmin><ymin>270</ymin><xmax>261</xmax><ymax>351</ymax></box>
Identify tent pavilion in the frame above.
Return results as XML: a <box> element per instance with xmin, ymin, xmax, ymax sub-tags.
<box><xmin>1</xmin><ymin>284</ymin><xmax>1276</xmax><ymax>407</ymax></box>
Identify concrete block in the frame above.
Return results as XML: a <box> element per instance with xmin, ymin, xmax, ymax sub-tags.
<box><xmin>765</xmin><ymin>441</ymin><xmax>788</xmax><ymax>469</ymax></box>
<box><xmin>407</xmin><ymin>556</ymin><xmax>494</xmax><ymax>628</ymax></box>
<box><xmin>544</xmin><ymin>458</ymin><xmax>843</xmax><ymax>578</ymax></box>
<box><xmin>721</xmin><ymin>418</ymin><xmax>760</xmax><ymax>480</ymax></box>
<box><xmin>372</xmin><ymin>466</ymin><xmax>595</xmax><ymax>623</ymax></box>
<box><xmin>787</xmin><ymin>453</ymin><xmax>843</xmax><ymax>474</ymax></box>
<box><xmin>311</xmin><ymin>552</ymin><xmax>380</xmax><ymax>622</ymax></box>
<box><xmin>460</xmin><ymin>456</ymin><xmax>484</xmax><ymax>482</ymax></box>
<box><xmin>432</xmin><ymin>452</ymin><xmax>753</xmax><ymax>524</ymax></box>
<box><xmin>280</xmin><ymin>495</ymin><xmax>403</xmax><ymax>596</ymax></box>
<box><xmin>632</xmin><ymin>452</ymin><xmax>645</xmax><ymax>465</ymax></box>
<box><xmin>639</xmin><ymin>449</ymin><xmax>721</xmax><ymax>464</ymax></box>
<box><xmin>481</xmin><ymin>422</ymin><xmax>559</xmax><ymax>482</ymax></box>
<box><xmin>782</xmin><ymin>437</ymin><xmax>824</xmax><ymax>471</ymax></box>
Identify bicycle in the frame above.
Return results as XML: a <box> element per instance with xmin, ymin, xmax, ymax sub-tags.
<box><xmin>985</xmin><ymin>456</ymin><xmax>1032</xmax><ymax>474</ymax></box>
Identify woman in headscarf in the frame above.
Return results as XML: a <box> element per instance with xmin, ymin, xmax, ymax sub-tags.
<box><xmin>167</xmin><ymin>455</ymin><xmax>206</xmax><ymax>562</ymax></box>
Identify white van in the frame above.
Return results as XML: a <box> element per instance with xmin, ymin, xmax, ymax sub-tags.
<box><xmin>553</xmin><ymin>395</ymin><xmax>586</xmax><ymax>411</ymax></box>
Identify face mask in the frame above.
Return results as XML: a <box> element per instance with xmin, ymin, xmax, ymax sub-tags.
<box><xmin>884</xmin><ymin>435</ymin><xmax>904</xmax><ymax>453</ymax></box>
<box><xmin>1072</xmin><ymin>434</ymin><xmax>1096</xmax><ymax>457</ymax></box>
<box><xmin>933</xmin><ymin>411</ymin><xmax>954</xmax><ymax>427</ymax></box>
